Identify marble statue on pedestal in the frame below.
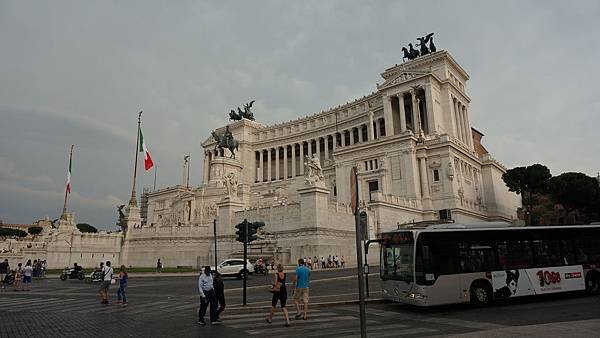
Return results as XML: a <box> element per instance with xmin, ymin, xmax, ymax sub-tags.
<box><xmin>304</xmin><ymin>154</ymin><xmax>325</xmax><ymax>186</ymax></box>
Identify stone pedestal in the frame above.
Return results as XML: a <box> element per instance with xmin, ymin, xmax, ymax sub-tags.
<box><xmin>217</xmin><ymin>198</ymin><xmax>245</xmax><ymax>237</ymax></box>
<box><xmin>57</xmin><ymin>212</ymin><xmax>76</xmax><ymax>232</ymax></box>
<box><xmin>120</xmin><ymin>204</ymin><xmax>141</xmax><ymax>266</ymax></box>
<box><xmin>298</xmin><ymin>185</ymin><xmax>331</xmax><ymax>229</ymax></box>
<box><xmin>209</xmin><ymin>157</ymin><xmax>243</xmax><ymax>187</ymax></box>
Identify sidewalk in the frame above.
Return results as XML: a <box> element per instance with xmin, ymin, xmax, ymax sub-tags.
<box><xmin>446</xmin><ymin>319</ymin><xmax>600</xmax><ymax>337</ymax></box>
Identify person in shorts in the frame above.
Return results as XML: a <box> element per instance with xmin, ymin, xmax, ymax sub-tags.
<box><xmin>22</xmin><ymin>260</ymin><xmax>33</xmax><ymax>291</ymax></box>
<box><xmin>266</xmin><ymin>264</ymin><xmax>290</xmax><ymax>326</ymax></box>
<box><xmin>99</xmin><ymin>261</ymin><xmax>113</xmax><ymax>304</ymax></box>
<box><xmin>293</xmin><ymin>258</ymin><xmax>310</xmax><ymax>320</ymax></box>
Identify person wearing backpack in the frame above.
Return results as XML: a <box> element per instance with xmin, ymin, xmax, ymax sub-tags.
<box><xmin>99</xmin><ymin>261</ymin><xmax>114</xmax><ymax>304</ymax></box>
<box><xmin>213</xmin><ymin>271</ymin><xmax>225</xmax><ymax>319</ymax></box>
<box><xmin>266</xmin><ymin>264</ymin><xmax>290</xmax><ymax>327</ymax></box>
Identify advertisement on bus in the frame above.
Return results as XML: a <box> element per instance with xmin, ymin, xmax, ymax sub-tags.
<box><xmin>491</xmin><ymin>265</ymin><xmax>586</xmax><ymax>299</ymax></box>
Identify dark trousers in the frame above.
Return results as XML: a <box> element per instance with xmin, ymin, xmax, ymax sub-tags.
<box><xmin>199</xmin><ymin>289</ymin><xmax>217</xmax><ymax>322</ymax></box>
<box><xmin>216</xmin><ymin>290</ymin><xmax>226</xmax><ymax>317</ymax></box>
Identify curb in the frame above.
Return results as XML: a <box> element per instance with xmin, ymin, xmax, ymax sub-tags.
<box><xmin>224</xmin><ymin>298</ymin><xmax>385</xmax><ymax>315</ymax></box>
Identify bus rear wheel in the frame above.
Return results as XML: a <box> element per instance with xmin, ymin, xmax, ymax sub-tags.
<box><xmin>470</xmin><ymin>282</ymin><xmax>492</xmax><ymax>306</ymax></box>
<box><xmin>585</xmin><ymin>271</ymin><xmax>600</xmax><ymax>295</ymax></box>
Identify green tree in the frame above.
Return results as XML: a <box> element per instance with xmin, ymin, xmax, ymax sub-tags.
<box><xmin>76</xmin><ymin>223</ymin><xmax>98</xmax><ymax>233</ymax></box>
<box><xmin>549</xmin><ymin>172</ymin><xmax>600</xmax><ymax>223</ymax></box>
<box><xmin>27</xmin><ymin>226</ymin><xmax>43</xmax><ymax>235</ymax></box>
<box><xmin>0</xmin><ymin>227</ymin><xmax>28</xmax><ymax>237</ymax></box>
<box><xmin>502</xmin><ymin>164</ymin><xmax>552</xmax><ymax>226</ymax></box>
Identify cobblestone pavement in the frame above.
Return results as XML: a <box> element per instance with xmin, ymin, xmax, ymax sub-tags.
<box><xmin>1</xmin><ymin>274</ymin><xmax>598</xmax><ymax>337</ymax></box>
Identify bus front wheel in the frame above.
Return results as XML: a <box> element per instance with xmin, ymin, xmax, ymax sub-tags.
<box><xmin>585</xmin><ymin>271</ymin><xmax>600</xmax><ymax>295</ymax></box>
<box><xmin>470</xmin><ymin>282</ymin><xmax>492</xmax><ymax>306</ymax></box>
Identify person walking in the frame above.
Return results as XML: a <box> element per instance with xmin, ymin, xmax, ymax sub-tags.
<box><xmin>266</xmin><ymin>264</ymin><xmax>291</xmax><ymax>327</ymax></box>
<box><xmin>14</xmin><ymin>262</ymin><xmax>23</xmax><ymax>291</ymax></box>
<box><xmin>292</xmin><ymin>258</ymin><xmax>310</xmax><ymax>320</ymax></box>
<box><xmin>22</xmin><ymin>260</ymin><xmax>33</xmax><ymax>291</ymax></box>
<box><xmin>116</xmin><ymin>265</ymin><xmax>128</xmax><ymax>306</ymax></box>
<box><xmin>213</xmin><ymin>271</ymin><xmax>225</xmax><ymax>319</ymax></box>
<box><xmin>198</xmin><ymin>266</ymin><xmax>218</xmax><ymax>326</ymax></box>
<box><xmin>156</xmin><ymin>259</ymin><xmax>162</xmax><ymax>273</ymax></box>
<box><xmin>99</xmin><ymin>261</ymin><xmax>113</xmax><ymax>304</ymax></box>
<box><xmin>0</xmin><ymin>259</ymin><xmax>8</xmax><ymax>291</ymax></box>
<box><xmin>321</xmin><ymin>257</ymin><xmax>325</xmax><ymax>269</ymax></box>
<box><xmin>341</xmin><ymin>256</ymin><xmax>345</xmax><ymax>268</ymax></box>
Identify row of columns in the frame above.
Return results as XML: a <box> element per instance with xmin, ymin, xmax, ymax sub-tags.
<box><xmin>255</xmin><ymin>118</ymin><xmax>385</xmax><ymax>182</ymax></box>
<box><xmin>384</xmin><ymin>87</ymin><xmax>432</xmax><ymax>136</ymax></box>
<box><xmin>452</xmin><ymin>97</ymin><xmax>473</xmax><ymax>148</ymax></box>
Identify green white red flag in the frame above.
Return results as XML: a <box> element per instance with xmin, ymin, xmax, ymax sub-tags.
<box><xmin>139</xmin><ymin>128</ymin><xmax>154</xmax><ymax>170</ymax></box>
<box><xmin>66</xmin><ymin>154</ymin><xmax>72</xmax><ymax>194</ymax></box>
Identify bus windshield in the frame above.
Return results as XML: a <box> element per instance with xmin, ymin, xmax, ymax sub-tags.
<box><xmin>382</xmin><ymin>243</ymin><xmax>414</xmax><ymax>282</ymax></box>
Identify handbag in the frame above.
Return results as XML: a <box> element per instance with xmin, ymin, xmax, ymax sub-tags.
<box><xmin>269</xmin><ymin>281</ymin><xmax>281</xmax><ymax>293</ymax></box>
<box><xmin>269</xmin><ymin>272</ymin><xmax>284</xmax><ymax>293</ymax></box>
<box><xmin>110</xmin><ymin>278</ymin><xmax>116</xmax><ymax>285</ymax></box>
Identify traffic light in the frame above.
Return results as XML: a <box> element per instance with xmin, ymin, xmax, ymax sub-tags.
<box><xmin>235</xmin><ymin>220</ymin><xmax>247</xmax><ymax>243</ymax></box>
<box><xmin>246</xmin><ymin>221</ymin><xmax>264</xmax><ymax>243</ymax></box>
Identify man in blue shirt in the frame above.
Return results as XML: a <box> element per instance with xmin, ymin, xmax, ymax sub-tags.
<box><xmin>198</xmin><ymin>266</ymin><xmax>219</xmax><ymax>325</ymax></box>
<box><xmin>293</xmin><ymin>258</ymin><xmax>311</xmax><ymax>320</ymax></box>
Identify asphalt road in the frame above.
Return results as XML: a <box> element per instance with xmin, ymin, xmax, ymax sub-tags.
<box><xmin>1</xmin><ymin>269</ymin><xmax>599</xmax><ymax>337</ymax></box>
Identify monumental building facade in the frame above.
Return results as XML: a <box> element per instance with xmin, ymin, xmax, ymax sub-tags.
<box><xmin>1</xmin><ymin>50</ymin><xmax>521</xmax><ymax>269</ymax></box>
<box><xmin>135</xmin><ymin>50</ymin><xmax>520</xmax><ymax>267</ymax></box>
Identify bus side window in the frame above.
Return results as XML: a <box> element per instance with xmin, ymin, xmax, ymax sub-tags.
<box><xmin>560</xmin><ymin>240</ymin><xmax>575</xmax><ymax>265</ymax></box>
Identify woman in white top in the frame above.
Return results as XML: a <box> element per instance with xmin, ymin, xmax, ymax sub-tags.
<box><xmin>22</xmin><ymin>260</ymin><xmax>33</xmax><ymax>291</ymax></box>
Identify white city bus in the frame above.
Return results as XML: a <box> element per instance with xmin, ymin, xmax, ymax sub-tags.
<box><xmin>380</xmin><ymin>223</ymin><xmax>600</xmax><ymax>306</ymax></box>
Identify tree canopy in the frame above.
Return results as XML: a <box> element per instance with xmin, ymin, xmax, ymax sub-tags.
<box><xmin>76</xmin><ymin>223</ymin><xmax>98</xmax><ymax>233</ymax></box>
<box><xmin>27</xmin><ymin>226</ymin><xmax>43</xmax><ymax>235</ymax></box>
<box><xmin>503</xmin><ymin>164</ymin><xmax>600</xmax><ymax>225</ymax></box>
<box><xmin>502</xmin><ymin>164</ymin><xmax>552</xmax><ymax>195</ymax></box>
<box><xmin>502</xmin><ymin>164</ymin><xmax>552</xmax><ymax>225</ymax></box>
<box><xmin>550</xmin><ymin>172</ymin><xmax>600</xmax><ymax>214</ymax></box>
<box><xmin>0</xmin><ymin>227</ymin><xmax>28</xmax><ymax>237</ymax></box>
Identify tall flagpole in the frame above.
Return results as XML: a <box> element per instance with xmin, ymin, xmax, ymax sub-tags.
<box><xmin>129</xmin><ymin>111</ymin><xmax>142</xmax><ymax>207</ymax></box>
<box><xmin>153</xmin><ymin>163</ymin><xmax>157</xmax><ymax>191</ymax></box>
<box><xmin>61</xmin><ymin>144</ymin><xmax>74</xmax><ymax>219</ymax></box>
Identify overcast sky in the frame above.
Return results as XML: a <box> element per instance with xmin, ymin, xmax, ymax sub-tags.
<box><xmin>1</xmin><ymin>1</ymin><xmax>598</xmax><ymax>229</ymax></box>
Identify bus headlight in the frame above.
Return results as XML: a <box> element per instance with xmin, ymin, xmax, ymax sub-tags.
<box><xmin>407</xmin><ymin>292</ymin><xmax>427</xmax><ymax>299</ymax></box>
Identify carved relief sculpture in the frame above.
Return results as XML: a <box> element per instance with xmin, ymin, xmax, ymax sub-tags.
<box><xmin>223</xmin><ymin>172</ymin><xmax>239</xmax><ymax>198</ymax></box>
<box><xmin>447</xmin><ymin>162</ymin><xmax>455</xmax><ymax>180</ymax></box>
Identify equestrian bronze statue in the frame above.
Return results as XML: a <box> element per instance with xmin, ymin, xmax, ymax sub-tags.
<box><xmin>211</xmin><ymin>125</ymin><xmax>240</xmax><ymax>159</ymax></box>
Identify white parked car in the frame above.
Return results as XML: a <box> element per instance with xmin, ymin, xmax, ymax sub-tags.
<box><xmin>211</xmin><ymin>259</ymin><xmax>253</xmax><ymax>279</ymax></box>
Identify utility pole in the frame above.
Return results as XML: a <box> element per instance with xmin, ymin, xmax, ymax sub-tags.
<box><xmin>213</xmin><ymin>219</ymin><xmax>218</xmax><ymax>272</ymax></box>
<box><xmin>351</xmin><ymin>167</ymin><xmax>367</xmax><ymax>338</ymax></box>
<box><xmin>243</xmin><ymin>219</ymin><xmax>248</xmax><ymax>306</ymax></box>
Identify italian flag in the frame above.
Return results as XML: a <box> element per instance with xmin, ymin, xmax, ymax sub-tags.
<box><xmin>66</xmin><ymin>155</ymin><xmax>72</xmax><ymax>194</ymax></box>
<box><xmin>139</xmin><ymin>128</ymin><xmax>154</xmax><ymax>170</ymax></box>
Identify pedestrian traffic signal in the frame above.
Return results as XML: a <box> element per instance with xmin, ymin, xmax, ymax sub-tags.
<box><xmin>235</xmin><ymin>220</ymin><xmax>247</xmax><ymax>243</ymax></box>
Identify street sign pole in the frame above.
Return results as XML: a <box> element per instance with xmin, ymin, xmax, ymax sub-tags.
<box><xmin>213</xmin><ymin>219</ymin><xmax>218</xmax><ymax>273</ymax></box>
<box><xmin>351</xmin><ymin>167</ymin><xmax>367</xmax><ymax>338</ymax></box>
<box><xmin>243</xmin><ymin>219</ymin><xmax>248</xmax><ymax>306</ymax></box>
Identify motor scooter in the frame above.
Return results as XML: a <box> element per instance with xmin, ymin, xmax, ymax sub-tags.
<box><xmin>59</xmin><ymin>267</ymin><xmax>85</xmax><ymax>281</ymax></box>
<box><xmin>85</xmin><ymin>270</ymin><xmax>104</xmax><ymax>284</ymax></box>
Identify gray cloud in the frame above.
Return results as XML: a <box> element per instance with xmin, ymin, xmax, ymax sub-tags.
<box><xmin>1</xmin><ymin>1</ymin><xmax>599</xmax><ymax>228</ymax></box>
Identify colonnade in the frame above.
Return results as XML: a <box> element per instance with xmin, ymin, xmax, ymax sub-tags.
<box><xmin>254</xmin><ymin>117</ymin><xmax>386</xmax><ymax>182</ymax></box>
<box><xmin>452</xmin><ymin>96</ymin><xmax>473</xmax><ymax>148</ymax></box>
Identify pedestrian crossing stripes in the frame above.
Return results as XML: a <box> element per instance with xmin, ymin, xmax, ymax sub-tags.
<box><xmin>219</xmin><ymin>309</ymin><xmax>438</xmax><ymax>337</ymax></box>
<box><xmin>0</xmin><ymin>297</ymin><xmax>193</xmax><ymax>316</ymax></box>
